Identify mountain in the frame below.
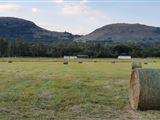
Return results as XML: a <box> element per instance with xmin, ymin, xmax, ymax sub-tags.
<box><xmin>76</xmin><ymin>23</ymin><xmax>160</xmax><ymax>44</ymax></box>
<box><xmin>0</xmin><ymin>17</ymin><xmax>79</xmax><ymax>43</ymax></box>
<box><xmin>1</xmin><ymin>18</ymin><xmax>160</xmax><ymax>44</ymax></box>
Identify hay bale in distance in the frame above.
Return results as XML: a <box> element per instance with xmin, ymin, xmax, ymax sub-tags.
<box><xmin>153</xmin><ymin>61</ymin><xmax>156</xmax><ymax>63</ymax></box>
<box><xmin>63</xmin><ymin>59</ymin><xmax>68</xmax><ymax>64</ymax></box>
<box><xmin>78</xmin><ymin>59</ymin><xmax>83</xmax><ymax>64</ymax></box>
<box><xmin>130</xmin><ymin>68</ymin><xmax>160</xmax><ymax>110</ymax></box>
<box><xmin>111</xmin><ymin>61</ymin><xmax>115</xmax><ymax>64</ymax></box>
<box><xmin>79</xmin><ymin>61</ymin><xmax>83</xmax><ymax>63</ymax></box>
<box><xmin>8</xmin><ymin>61</ymin><xmax>13</xmax><ymax>63</ymax></box>
<box><xmin>63</xmin><ymin>61</ymin><xmax>68</xmax><ymax>64</ymax></box>
<box><xmin>132</xmin><ymin>61</ymin><xmax>142</xmax><ymax>69</ymax></box>
<box><xmin>144</xmin><ymin>62</ymin><xmax>148</xmax><ymax>64</ymax></box>
<box><xmin>93</xmin><ymin>60</ymin><xmax>97</xmax><ymax>63</ymax></box>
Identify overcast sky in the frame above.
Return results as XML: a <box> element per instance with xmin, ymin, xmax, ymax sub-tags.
<box><xmin>0</xmin><ymin>0</ymin><xmax>160</xmax><ymax>34</ymax></box>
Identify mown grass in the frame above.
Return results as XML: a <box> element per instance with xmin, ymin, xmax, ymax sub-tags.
<box><xmin>0</xmin><ymin>58</ymin><xmax>160</xmax><ymax>120</ymax></box>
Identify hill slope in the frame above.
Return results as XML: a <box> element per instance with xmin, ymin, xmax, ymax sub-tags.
<box><xmin>0</xmin><ymin>17</ymin><xmax>78</xmax><ymax>43</ymax></box>
<box><xmin>76</xmin><ymin>23</ymin><xmax>160</xmax><ymax>44</ymax></box>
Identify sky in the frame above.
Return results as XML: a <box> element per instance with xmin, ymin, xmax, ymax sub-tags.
<box><xmin>0</xmin><ymin>0</ymin><xmax>160</xmax><ymax>35</ymax></box>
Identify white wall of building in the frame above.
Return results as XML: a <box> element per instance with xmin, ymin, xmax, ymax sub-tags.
<box><xmin>118</xmin><ymin>56</ymin><xmax>131</xmax><ymax>59</ymax></box>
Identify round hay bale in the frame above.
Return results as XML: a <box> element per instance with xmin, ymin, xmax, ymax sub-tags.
<box><xmin>130</xmin><ymin>68</ymin><xmax>160</xmax><ymax>110</ymax></box>
<box><xmin>8</xmin><ymin>61</ymin><xmax>13</xmax><ymax>63</ymax></box>
<box><xmin>144</xmin><ymin>62</ymin><xmax>148</xmax><ymax>65</ymax></box>
<box><xmin>153</xmin><ymin>61</ymin><xmax>156</xmax><ymax>63</ymax></box>
<box><xmin>79</xmin><ymin>61</ymin><xmax>83</xmax><ymax>63</ymax></box>
<box><xmin>63</xmin><ymin>59</ymin><xmax>68</xmax><ymax>64</ymax></box>
<box><xmin>63</xmin><ymin>61</ymin><xmax>68</xmax><ymax>64</ymax></box>
<box><xmin>132</xmin><ymin>61</ymin><xmax>142</xmax><ymax>69</ymax></box>
<box><xmin>78</xmin><ymin>59</ymin><xmax>83</xmax><ymax>64</ymax></box>
<box><xmin>111</xmin><ymin>61</ymin><xmax>115</xmax><ymax>64</ymax></box>
<box><xmin>93</xmin><ymin>60</ymin><xmax>97</xmax><ymax>63</ymax></box>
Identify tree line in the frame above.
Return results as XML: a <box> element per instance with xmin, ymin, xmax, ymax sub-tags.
<box><xmin>0</xmin><ymin>38</ymin><xmax>160</xmax><ymax>58</ymax></box>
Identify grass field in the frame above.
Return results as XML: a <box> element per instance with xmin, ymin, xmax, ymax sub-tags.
<box><xmin>0</xmin><ymin>58</ymin><xmax>160</xmax><ymax>120</ymax></box>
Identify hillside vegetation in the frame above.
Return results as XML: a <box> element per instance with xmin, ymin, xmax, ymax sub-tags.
<box><xmin>77</xmin><ymin>23</ymin><xmax>160</xmax><ymax>44</ymax></box>
<box><xmin>1</xmin><ymin>17</ymin><xmax>160</xmax><ymax>45</ymax></box>
<box><xmin>0</xmin><ymin>17</ymin><xmax>79</xmax><ymax>43</ymax></box>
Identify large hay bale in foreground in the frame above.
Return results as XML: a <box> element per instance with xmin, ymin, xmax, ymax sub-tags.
<box><xmin>130</xmin><ymin>68</ymin><xmax>160</xmax><ymax>110</ymax></box>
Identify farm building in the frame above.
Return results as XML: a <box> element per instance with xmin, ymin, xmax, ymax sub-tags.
<box><xmin>63</xmin><ymin>56</ymin><xmax>77</xmax><ymax>60</ymax></box>
<box><xmin>77</xmin><ymin>55</ymin><xmax>89</xmax><ymax>58</ymax></box>
<box><xmin>118</xmin><ymin>55</ymin><xmax>131</xmax><ymax>59</ymax></box>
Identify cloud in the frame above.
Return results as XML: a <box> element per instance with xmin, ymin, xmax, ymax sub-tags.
<box><xmin>61</xmin><ymin>4</ymin><xmax>109</xmax><ymax>22</ymax></box>
<box><xmin>80</xmin><ymin>0</ymin><xmax>88</xmax><ymax>4</ymax></box>
<box><xmin>54</xmin><ymin>0</ymin><xmax>87</xmax><ymax>4</ymax></box>
<box><xmin>40</xmin><ymin>0</ymin><xmax>110</xmax><ymax>34</ymax></box>
<box><xmin>0</xmin><ymin>4</ymin><xmax>21</xmax><ymax>12</ymax></box>
<box><xmin>54</xmin><ymin>0</ymin><xmax>64</xmax><ymax>4</ymax></box>
<box><xmin>62</xmin><ymin>4</ymin><xmax>88</xmax><ymax>15</ymax></box>
<box><xmin>57</xmin><ymin>2</ymin><xmax>112</xmax><ymax>34</ymax></box>
<box><xmin>32</xmin><ymin>8</ymin><xmax>41</xmax><ymax>13</ymax></box>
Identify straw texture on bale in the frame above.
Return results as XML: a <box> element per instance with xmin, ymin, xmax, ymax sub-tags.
<box><xmin>130</xmin><ymin>68</ymin><xmax>160</xmax><ymax>110</ymax></box>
